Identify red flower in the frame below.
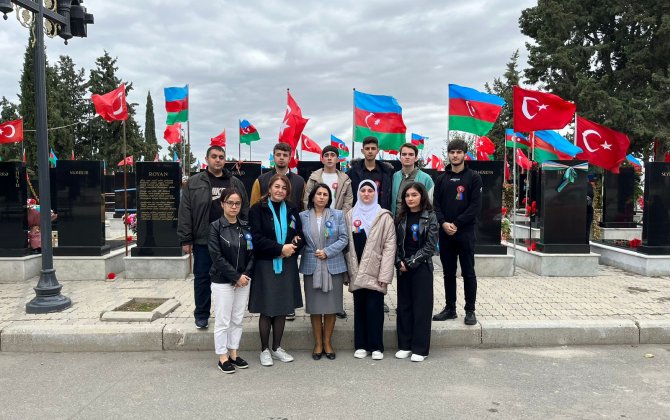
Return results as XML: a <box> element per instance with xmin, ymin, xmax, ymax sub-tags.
<box><xmin>106</xmin><ymin>272</ymin><xmax>116</xmax><ymax>280</ymax></box>
<box><xmin>629</xmin><ymin>238</ymin><xmax>641</xmax><ymax>248</ymax></box>
<box><xmin>501</xmin><ymin>207</ymin><xmax>508</xmax><ymax>216</ymax></box>
<box><xmin>525</xmin><ymin>205</ymin><xmax>531</xmax><ymax>216</ymax></box>
<box><xmin>126</xmin><ymin>236</ymin><xmax>134</xmax><ymax>242</ymax></box>
<box><xmin>527</xmin><ymin>243</ymin><xmax>537</xmax><ymax>252</ymax></box>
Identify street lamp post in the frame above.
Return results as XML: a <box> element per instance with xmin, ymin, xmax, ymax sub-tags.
<box><xmin>1</xmin><ymin>0</ymin><xmax>93</xmax><ymax>313</ymax></box>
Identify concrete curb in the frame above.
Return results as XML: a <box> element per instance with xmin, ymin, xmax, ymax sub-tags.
<box><xmin>638</xmin><ymin>319</ymin><xmax>670</xmax><ymax>344</ymax></box>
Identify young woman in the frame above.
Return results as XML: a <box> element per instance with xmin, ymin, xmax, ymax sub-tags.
<box><xmin>345</xmin><ymin>181</ymin><xmax>396</xmax><ymax>360</ymax></box>
<box><xmin>394</xmin><ymin>182</ymin><xmax>439</xmax><ymax>362</ymax></box>
<box><xmin>248</xmin><ymin>174</ymin><xmax>303</xmax><ymax>366</ymax></box>
<box><xmin>208</xmin><ymin>188</ymin><xmax>255</xmax><ymax>374</ymax></box>
<box><xmin>299</xmin><ymin>183</ymin><xmax>349</xmax><ymax>360</ymax></box>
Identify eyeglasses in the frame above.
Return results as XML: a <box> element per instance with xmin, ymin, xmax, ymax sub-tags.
<box><xmin>224</xmin><ymin>201</ymin><xmax>242</xmax><ymax>207</ymax></box>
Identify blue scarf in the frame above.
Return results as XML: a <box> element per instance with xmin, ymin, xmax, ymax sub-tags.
<box><xmin>268</xmin><ymin>200</ymin><xmax>288</xmax><ymax>274</ymax></box>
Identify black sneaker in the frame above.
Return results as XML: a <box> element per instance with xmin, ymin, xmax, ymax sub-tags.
<box><xmin>336</xmin><ymin>311</ymin><xmax>347</xmax><ymax>319</ymax></box>
<box><xmin>217</xmin><ymin>360</ymin><xmax>235</xmax><ymax>374</ymax></box>
<box><xmin>432</xmin><ymin>306</ymin><xmax>457</xmax><ymax>321</ymax></box>
<box><xmin>383</xmin><ymin>303</ymin><xmax>390</xmax><ymax>313</ymax></box>
<box><xmin>195</xmin><ymin>319</ymin><xmax>209</xmax><ymax>329</ymax></box>
<box><xmin>286</xmin><ymin>312</ymin><xmax>296</xmax><ymax>321</ymax></box>
<box><xmin>464</xmin><ymin>311</ymin><xmax>477</xmax><ymax>325</ymax></box>
<box><xmin>229</xmin><ymin>356</ymin><xmax>249</xmax><ymax>369</ymax></box>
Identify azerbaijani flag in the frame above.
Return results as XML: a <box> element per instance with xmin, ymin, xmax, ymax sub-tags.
<box><xmin>164</xmin><ymin>85</ymin><xmax>188</xmax><ymax>125</ymax></box>
<box><xmin>411</xmin><ymin>133</ymin><xmax>426</xmax><ymax>150</ymax></box>
<box><xmin>173</xmin><ymin>150</ymin><xmax>180</xmax><ymax>163</ymax></box>
<box><xmin>354</xmin><ymin>90</ymin><xmax>406</xmax><ymax>151</ymax></box>
<box><xmin>330</xmin><ymin>135</ymin><xmax>350</xmax><ymax>157</ymax></box>
<box><xmin>449</xmin><ymin>84</ymin><xmax>505</xmax><ymax>136</ymax></box>
<box><xmin>49</xmin><ymin>148</ymin><xmax>58</xmax><ymax>167</ymax></box>
<box><xmin>533</xmin><ymin>130</ymin><xmax>582</xmax><ymax>163</ymax></box>
<box><xmin>239</xmin><ymin>119</ymin><xmax>260</xmax><ymax>145</ymax></box>
<box><xmin>269</xmin><ymin>152</ymin><xmax>275</xmax><ymax>167</ymax></box>
<box><xmin>505</xmin><ymin>129</ymin><xmax>531</xmax><ymax>150</ymax></box>
<box><xmin>626</xmin><ymin>154</ymin><xmax>642</xmax><ymax>171</ymax></box>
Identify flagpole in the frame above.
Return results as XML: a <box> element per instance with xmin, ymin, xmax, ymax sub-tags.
<box><xmin>123</xmin><ymin>120</ymin><xmax>128</xmax><ymax>257</ymax></box>
<box><xmin>238</xmin><ymin>120</ymin><xmax>242</xmax><ymax>161</ymax></box>
<box><xmin>446</xmin><ymin>86</ymin><xmax>450</xmax><ymax>148</ymax></box>
<box><xmin>511</xmin><ymin>133</ymin><xmax>517</xmax><ymax>275</ymax></box>
<box><xmin>352</xmin><ymin>88</ymin><xmax>356</xmax><ymax>160</ymax></box>
<box><xmin>573</xmin><ymin>112</ymin><xmax>578</xmax><ymax>146</ymax></box>
<box><xmin>181</xmin><ymin>127</ymin><xmax>185</xmax><ymax>178</ymax></box>
<box><xmin>186</xmin><ymin>83</ymin><xmax>191</xmax><ymax>177</ymax></box>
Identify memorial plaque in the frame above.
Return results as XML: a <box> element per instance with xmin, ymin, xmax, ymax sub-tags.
<box><xmin>114</xmin><ymin>170</ymin><xmax>136</xmax><ymax>218</ymax></box>
<box><xmin>131</xmin><ymin>162</ymin><xmax>181</xmax><ymax>256</ymax></box>
<box><xmin>639</xmin><ymin>162</ymin><xmax>670</xmax><ymax>254</ymax></box>
<box><xmin>538</xmin><ymin>160</ymin><xmax>589</xmax><ymax>253</ymax></box>
<box><xmin>52</xmin><ymin>161</ymin><xmax>109</xmax><ymax>256</ymax></box>
<box><xmin>468</xmin><ymin>161</ymin><xmax>506</xmax><ymax>254</ymax></box>
<box><xmin>600</xmin><ymin>167</ymin><xmax>637</xmax><ymax>228</ymax></box>
<box><xmin>224</xmin><ymin>161</ymin><xmax>262</xmax><ymax>197</ymax></box>
<box><xmin>0</xmin><ymin>162</ymin><xmax>29</xmax><ymax>257</ymax></box>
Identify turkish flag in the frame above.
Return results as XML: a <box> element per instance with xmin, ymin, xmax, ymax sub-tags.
<box><xmin>429</xmin><ymin>154</ymin><xmax>444</xmax><ymax>171</ymax></box>
<box><xmin>210</xmin><ymin>129</ymin><xmax>226</xmax><ymax>147</ymax></box>
<box><xmin>279</xmin><ymin>91</ymin><xmax>308</xmax><ymax>152</ymax></box>
<box><xmin>515</xmin><ymin>148</ymin><xmax>533</xmax><ymax>170</ymax></box>
<box><xmin>0</xmin><ymin>119</ymin><xmax>23</xmax><ymax>143</ymax></box>
<box><xmin>91</xmin><ymin>84</ymin><xmax>128</xmax><ymax>122</ymax></box>
<box><xmin>476</xmin><ymin>136</ymin><xmax>495</xmax><ymax>154</ymax></box>
<box><xmin>117</xmin><ymin>156</ymin><xmax>134</xmax><ymax>166</ymax></box>
<box><xmin>576</xmin><ymin>116</ymin><xmax>630</xmax><ymax>173</ymax></box>
<box><xmin>163</xmin><ymin>123</ymin><xmax>182</xmax><ymax>145</ymax></box>
<box><xmin>301</xmin><ymin>134</ymin><xmax>322</xmax><ymax>154</ymax></box>
<box><xmin>513</xmin><ymin>86</ymin><xmax>576</xmax><ymax>132</ymax></box>
<box><xmin>477</xmin><ymin>150</ymin><xmax>491</xmax><ymax>161</ymax></box>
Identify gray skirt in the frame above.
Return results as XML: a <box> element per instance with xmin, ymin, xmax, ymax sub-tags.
<box><xmin>303</xmin><ymin>273</ymin><xmax>344</xmax><ymax>315</ymax></box>
<box><xmin>248</xmin><ymin>257</ymin><xmax>303</xmax><ymax>317</ymax></box>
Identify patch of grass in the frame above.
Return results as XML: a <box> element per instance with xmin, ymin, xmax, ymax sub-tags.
<box><xmin>115</xmin><ymin>298</ymin><xmax>167</xmax><ymax>312</ymax></box>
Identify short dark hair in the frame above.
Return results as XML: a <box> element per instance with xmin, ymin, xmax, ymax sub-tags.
<box><xmin>362</xmin><ymin>136</ymin><xmax>379</xmax><ymax>148</ymax></box>
<box><xmin>219</xmin><ymin>187</ymin><xmax>243</xmax><ymax>203</ymax></box>
<box><xmin>447</xmin><ymin>139</ymin><xmax>468</xmax><ymax>153</ymax></box>
<box><xmin>399</xmin><ymin>143</ymin><xmax>418</xmax><ymax>156</ymax></box>
<box><xmin>396</xmin><ymin>182</ymin><xmax>433</xmax><ymax>222</ymax></box>
<box><xmin>307</xmin><ymin>183</ymin><xmax>333</xmax><ymax>209</ymax></box>
<box><xmin>321</xmin><ymin>145</ymin><xmax>339</xmax><ymax>157</ymax></box>
<box><xmin>261</xmin><ymin>173</ymin><xmax>292</xmax><ymax>203</ymax></box>
<box><xmin>206</xmin><ymin>145</ymin><xmax>225</xmax><ymax>158</ymax></box>
<box><xmin>273</xmin><ymin>142</ymin><xmax>292</xmax><ymax>154</ymax></box>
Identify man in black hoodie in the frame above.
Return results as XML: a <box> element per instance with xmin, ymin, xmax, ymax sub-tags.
<box><xmin>432</xmin><ymin>139</ymin><xmax>482</xmax><ymax>325</ymax></box>
<box><xmin>178</xmin><ymin>146</ymin><xmax>249</xmax><ymax>329</ymax></box>
<box><xmin>349</xmin><ymin>136</ymin><xmax>394</xmax><ymax>211</ymax></box>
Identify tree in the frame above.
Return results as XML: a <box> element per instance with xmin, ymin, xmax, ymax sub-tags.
<box><xmin>0</xmin><ymin>97</ymin><xmax>21</xmax><ymax>161</ymax></box>
<box><xmin>485</xmin><ymin>50</ymin><xmax>521</xmax><ymax>160</ymax></box>
<box><xmin>51</xmin><ymin>55</ymin><xmax>88</xmax><ymax>160</ymax></box>
<box><xmin>143</xmin><ymin>91</ymin><xmax>160</xmax><ymax>159</ymax></box>
<box><xmin>519</xmin><ymin>1</ymin><xmax>670</xmax><ymax>160</ymax></box>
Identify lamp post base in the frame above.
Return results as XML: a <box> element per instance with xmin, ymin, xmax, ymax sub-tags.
<box><xmin>25</xmin><ymin>268</ymin><xmax>72</xmax><ymax>314</ymax></box>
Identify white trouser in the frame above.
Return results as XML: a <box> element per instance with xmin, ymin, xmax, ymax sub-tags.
<box><xmin>211</xmin><ymin>282</ymin><xmax>250</xmax><ymax>355</ymax></box>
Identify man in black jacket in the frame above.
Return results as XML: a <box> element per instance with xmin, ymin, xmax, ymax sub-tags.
<box><xmin>349</xmin><ymin>136</ymin><xmax>394</xmax><ymax>211</ymax></box>
<box><xmin>432</xmin><ymin>139</ymin><xmax>482</xmax><ymax>326</ymax></box>
<box><xmin>178</xmin><ymin>146</ymin><xmax>249</xmax><ymax>329</ymax></box>
<box><xmin>250</xmin><ymin>142</ymin><xmax>305</xmax><ymax>210</ymax></box>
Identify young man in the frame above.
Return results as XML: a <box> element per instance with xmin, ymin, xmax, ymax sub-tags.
<box><xmin>391</xmin><ymin>143</ymin><xmax>435</xmax><ymax>216</ymax></box>
<box><xmin>432</xmin><ymin>139</ymin><xmax>482</xmax><ymax>326</ymax></box>
<box><xmin>302</xmin><ymin>145</ymin><xmax>353</xmax><ymax>213</ymax></box>
<box><xmin>178</xmin><ymin>146</ymin><xmax>249</xmax><ymax>329</ymax></box>
<box><xmin>250</xmin><ymin>142</ymin><xmax>305</xmax><ymax>209</ymax></box>
<box><xmin>349</xmin><ymin>136</ymin><xmax>394</xmax><ymax>211</ymax></box>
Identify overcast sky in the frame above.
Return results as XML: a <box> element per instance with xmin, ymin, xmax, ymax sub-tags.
<box><xmin>0</xmin><ymin>0</ymin><xmax>536</xmax><ymax>165</ymax></box>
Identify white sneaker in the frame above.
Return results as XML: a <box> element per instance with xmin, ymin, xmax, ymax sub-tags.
<box><xmin>371</xmin><ymin>351</ymin><xmax>384</xmax><ymax>360</ymax></box>
<box><xmin>270</xmin><ymin>347</ymin><xmax>294</xmax><ymax>362</ymax></box>
<box><xmin>395</xmin><ymin>350</ymin><xmax>411</xmax><ymax>359</ymax></box>
<box><xmin>260</xmin><ymin>349</ymin><xmax>273</xmax><ymax>366</ymax></box>
<box><xmin>410</xmin><ymin>354</ymin><xmax>426</xmax><ymax>362</ymax></box>
<box><xmin>354</xmin><ymin>349</ymin><xmax>369</xmax><ymax>359</ymax></box>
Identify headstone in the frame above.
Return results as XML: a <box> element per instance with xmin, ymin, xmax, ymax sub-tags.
<box><xmin>104</xmin><ymin>174</ymin><xmax>115</xmax><ymax>212</ymax></box>
<box><xmin>639</xmin><ymin>162</ymin><xmax>670</xmax><ymax>255</ymax></box>
<box><xmin>0</xmin><ymin>162</ymin><xmax>29</xmax><ymax>257</ymax></box>
<box><xmin>114</xmin><ymin>170</ymin><xmax>136</xmax><ymax>218</ymax></box>
<box><xmin>52</xmin><ymin>161</ymin><xmax>109</xmax><ymax>256</ymax></box>
<box><xmin>131</xmin><ymin>162</ymin><xmax>182</xmax><ymax>256</ymax></box>
<box><xmin>224</xmin><ymin>161</ymin><xmax>262</xmax><ymax>197</ymax></box>
<box><xmin>538</xmin><ymin>160</ymin><xmax>589</xmax><ymax>253</ymax></box>
<box><xmin>600</xmin><ymin>167</ymin><xmax>637</xmax><ymax>228</ymax></box>
<box><xmin>468</xmin><ymin>161</ymin><xmax>506</xmax><ymax>254</ymax></box>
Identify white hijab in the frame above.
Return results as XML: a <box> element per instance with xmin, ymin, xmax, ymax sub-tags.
<box><xmin>351</xmin><ymin>180</ymin><xmax>381</xmax><ymax>234</ymax></box>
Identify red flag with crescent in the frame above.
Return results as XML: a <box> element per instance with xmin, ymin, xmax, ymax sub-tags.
<box><xmin>0</xmin><ymin>119</ymin><xmax>23</xmax><ymax>143</ymax></box>
<box><xmin>91</xmin><ymin>84</ymin><xmax>128</xmax><ymax>122</ymax></box>
<box><xmin>575</xmin><ymin>116</ymin><xmax>630</xmax><ymax>174</ymax></box>
<box><xmin>513</xmin><ymin>86</ymin><xmax>575</xmax><ymax>132</ymax></box>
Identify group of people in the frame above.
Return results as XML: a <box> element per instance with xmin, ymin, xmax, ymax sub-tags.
<box><xmin>178</xmin><ymin>136</ymin><xmax>482</xmax><ymax>374</ymax></box>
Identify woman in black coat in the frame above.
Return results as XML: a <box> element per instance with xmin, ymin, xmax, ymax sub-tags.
<box><xmin>248</xmin><ymin>173</ymin><xmax>304</xmax><ymax>367</ymax></box>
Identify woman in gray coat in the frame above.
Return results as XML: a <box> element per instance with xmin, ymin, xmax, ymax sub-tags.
<box><xmin>299</xmin><ymin>183</ymin><xmax>349</xmax><ymax>360</ymax></box>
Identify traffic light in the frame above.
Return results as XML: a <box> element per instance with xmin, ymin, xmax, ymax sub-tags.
<box><xmin>57</xmin><ymin>0</ymin><xmax>93</xmax><ymax>41</ymax></box>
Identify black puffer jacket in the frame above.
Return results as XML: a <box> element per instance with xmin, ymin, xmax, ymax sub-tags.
<box><xmin>395</xmin><ymin>209</ymin><xmax>439</xmax><ymax>271</ymax></box>
<box><xmin>349</xmin><ymin>159</ymin><xmax>394</xmax><ymax>211</ymax></box>
<box><xmin>208</xmin><ymin>218</ymin><xmax>254</xmax><ymax>284</ymax></box>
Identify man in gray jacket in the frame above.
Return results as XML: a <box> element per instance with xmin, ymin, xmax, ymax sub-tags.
<box><xmin>178</xmin><ymin>145</ymin><xmax>249</xmax><ymax>329</ymax></box>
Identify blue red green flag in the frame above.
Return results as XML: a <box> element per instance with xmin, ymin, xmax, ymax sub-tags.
<box><xmin>354</xmin><ymin>90</ymin><xmax>406</xmax><ymax>151</ymax></box>
<box><xmin>449</xmin><ymin>84</ymin><xmax>505</xmax><ymax>136</ymax></box>
<box><xmin>411</xmin><ymin>133</ymin><xmax>426</xmax><ymax>149</ymax></box>
<box><xmin>164</xmin><ymin>85</ymin><xmax>188</xmax><ymax>124</ymax></box>
<box><xmin>239</xmin><ymin>119</ymin><xmax>260</xmax><ymax>145</ymax></box>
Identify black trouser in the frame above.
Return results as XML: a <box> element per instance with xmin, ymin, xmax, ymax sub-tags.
<box><xmin>353</xmin><ymin>288</ymin><xmax>384</xmax><ymax>352</ymax></box>
<box><xmin>439</xmin><ymin>229</ymin><xmax>477</xmax><ymax>311</ymax></box>
<box><xmin>396</xmin><ymin>263</ymin><xmax>433</xmax><ymax>356</ymax></box>
<box><xmin>193</xmin><ymin>244</ymin><xmax>212</xmax><ymax>321</ymax></box>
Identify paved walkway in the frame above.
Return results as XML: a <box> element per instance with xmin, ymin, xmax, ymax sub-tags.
<box><xmin>1</xmin><ymin>258</ymin><xmax>669</xmax><ymax>351</ymax></box>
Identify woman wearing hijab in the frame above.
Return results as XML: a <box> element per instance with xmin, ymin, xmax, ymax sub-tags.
<box><xmin>299</xmin><ymin>183</ymin><xmax>349</xmax><ymax>360</ymax></box>
<box><xmin>248</xmin><ymin>174</ymin><xmax>303</xmax><ymax>367</ymax></box>
<box><xmin>345</xmin><ymin>180</ymin><xmax>396</xmax><ymax>360</ymax></box>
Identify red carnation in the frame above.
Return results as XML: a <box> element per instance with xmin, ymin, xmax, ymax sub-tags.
<box><xmin>106</xmin><ymin>272</ymin><xmax>116</xmax><ymax>280</ymax></box>
<box><xmin>501</xmin><ymin>207</ymin><xmax>508</xmax><ymax>216</ymax></box>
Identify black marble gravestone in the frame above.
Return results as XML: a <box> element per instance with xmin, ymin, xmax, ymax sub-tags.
<box><xmin>468</xmin><ymin>161</ymin><xmax>506</xmax><ymax>254</ymax></box>
<box><xmin>639</xmin><ymin>162</ymin><xmax>670</xmax><ymax>255</ymax></box>
<box><xmin>114</xmin><ymin>170</ymin><xmax>136</xmax><ymax>218</ymax></box>
<box><xmin>538</xmin><ymin>160</ymin><xmax>589</xmax><ymax>253</ymax></box>
<box><xmin>131</xmin><ymin>162</ymin><xmax>181</xmax><ymax>256</ymax></box>
<box><xmin>0</xmin><ymin>162</ymin><xmax>29</xmax><ymax>257</ymax></box>
<box><xmin>600</xmin><ymin>167</ymin><xmax>637</xmax><ymax>228</ymax></box>
<box><xmin>52</xmin><ymin>161</ymin><xmax>109</xmax><ymax>256</ymax></box>
<box><xmin>104</xmin><ymin>174</ymin><xmax>115</xmax><ymax>212</ymax></box>
<box><xmin>224</xmin><ymin>161</ymin><xmax>262</xmax><ymax>197</ymax></box>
